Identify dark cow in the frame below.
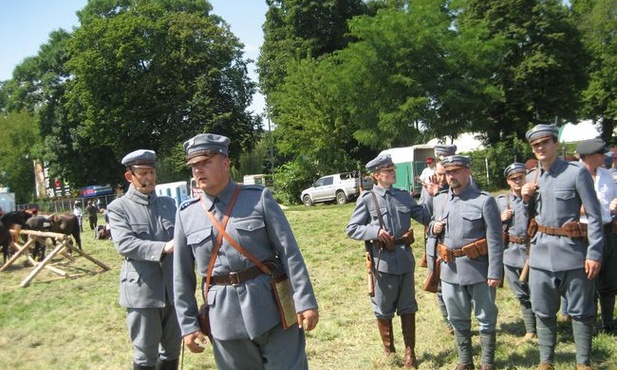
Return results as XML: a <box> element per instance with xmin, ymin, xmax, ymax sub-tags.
<box><xmin>26</xmin><ymin>213</ymin><xmax>82</xmax><ymax>252</ymax></box>
<box><xmin>0</xmin><ymin>210</ymin><xmax>33</xmax><ymax>263</ymax></box>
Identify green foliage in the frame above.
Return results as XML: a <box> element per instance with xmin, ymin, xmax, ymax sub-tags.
<box><xmin>0</xmin><ymin>111</ymin><xmax>40</xmax><ymax>203</ymax></box>
<box><xmin>573</xmin><ymin>0</ymin><xmax>617</xmax><ymax>144</ymax></box>
<box><xmin>272</xmin><ymin>159</ymin><xmax>320</xmax><ymax>204</ymax></box>
<box><xmin>466</xmin><ymin>135</ymin><xmax>534</xmax><ymax>191</ymax></box>
<box><xmin>3</xmin><ymin>0</ymin><xmax>260</xmax><ymax>189</ymax></box>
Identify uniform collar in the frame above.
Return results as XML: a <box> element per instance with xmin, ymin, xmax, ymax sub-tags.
<box><xmin>202</xmin><ymin>180</ymin><xmax>238</xmax><ymax>209</ymax></box>
<box><xmin>126</xmin><ymin>184</ymin><xmax>157</xmax><ymax>205</ymax></box>
<box><xmin>372</xmin><ymin>185</ymin><xmax>389</xmax><ymax>197</ymax></box>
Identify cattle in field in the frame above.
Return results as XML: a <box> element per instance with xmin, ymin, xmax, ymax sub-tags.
<box><xmin>26</xmin><ymin>213</ymin><xmax>82</xmax><ymax>251</ymax></box>
<box><xmin>1</xmin><ymin>210</ymin><xmax>33</xmax><ymax>263</ymax></box>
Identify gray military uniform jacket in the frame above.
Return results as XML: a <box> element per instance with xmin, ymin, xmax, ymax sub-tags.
<box><xmin>108</xmin><ymin>185</ymin><xmax>177</xmax><ymax>308</ymax></box>
<box><xmin>525</xmin><ymin>159</ymin><xmax>603</xmax><ymax>271</ymax></box>
<box><xmin>346</xmin><ymin>186</ymin><xmax>431</xmax><ymax>275</ymax></box>
<box><xmin>429</xmin><ymin>184</ymin><xmax>504</xmax><ymax>285</ymax></box>
<box><xmin>173</xmin><ymin>181</ymin><xmax>318</xmax><ymax>340</ymax></box>
<box><xmin>496</xmin><ymin>193</ymin><xmax>528</xmax><ymax>268</ymax></box>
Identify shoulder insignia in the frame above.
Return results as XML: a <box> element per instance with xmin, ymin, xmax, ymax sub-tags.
<box><xmin>480</xmin><ymin>190</ymin><xmax>491</xmax><ymax>196</ymax></box>
<box><xmin>179</xmin><ymin>197</ymin><xmax>199</xmax><ymax>211</ymax></box>
<box><xmin>496</xmin><ymin>194</ymin><xmax>506</xmax><ymax>199</ymax></box>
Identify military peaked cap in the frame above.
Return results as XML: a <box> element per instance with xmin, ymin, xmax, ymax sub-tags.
<box><xmin>504</xmin><ymin>162</ymin><xmax>526</xmax><ymax>178</ymax></box>
<box><xmin>121</xmin><ymin>149</ymin><xmax>156</xmax><ymax>168</ymax></box>
<box><xmin>366</xmin><ymin>154</ymin><xmax>394</xmax><ymax>173</ymax></box>
<box><xmin>441</xmin><ymin>155</ymin><xmax>471</xmax><ymax>169</ymax></box>
<box><xmin>525</xmin><ymin>124</ymin><xmax>558</xmax><ymax>144</ymax></box>
<box><xmin>184</xmin><ymin>133</ymin><xmax>230</xmax><ymax>165</ymax></box>
<box><xmin>575</xmin><ymin>138</ymin><xmax>608</xmax><ymax>156</ymax></box>
<box><xmin>434</xmin><ymin>144</ymin><xmax>457</xmax><ymax>157</ymax></box>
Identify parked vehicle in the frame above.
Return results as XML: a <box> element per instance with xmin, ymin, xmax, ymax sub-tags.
<box><xmin>378</xmin><ymin>144</ymin><xmax>435</xmax><ymax>196</ymax></box>
<box><xmin>300</xmin><ymin>172</ymin><xmax>363</xmax><ymax>206</ymax></box>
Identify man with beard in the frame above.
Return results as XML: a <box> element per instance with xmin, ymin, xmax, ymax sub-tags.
<box><xmin>429</xmin><ymin>155</ymin><xmax>503</xmax><ymax>370</ymax></box>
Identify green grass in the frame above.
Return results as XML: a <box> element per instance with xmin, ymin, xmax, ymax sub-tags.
<box><xmin>1</xmin><ymin>203</ymin><xmax>616</xmax><ymax>369</ymax></box>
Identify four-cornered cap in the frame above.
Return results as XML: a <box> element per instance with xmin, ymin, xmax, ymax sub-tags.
<box><xmin>441</xmin><ymin>155</ymin><xmax>471</xmax><ymax>169</ymax></box>
<box><xmin>504</xmin><ymin>162</ymin><xmax>526</xmax><ymax>178</ymax></box>
<box><xmin>525</xmin><ymin>124</ymin><xmax>558</xmax><ymax>144</ymax></box>
<box><xmin>434</xmin><ymin>144</ymin><xmax>457</xmax><ymax>157</ymax></box>
<box><xmin>366</xmin><ymin>154</ymin><xmax>394</xmax><ymax>173</ymax></box>
<box><xmin>575</xmin><ymin>138</ymin><xmax>608</xmax><ymax>156</ymax></box>
<box><xmin>426</xmin><ymin>157</ymin><xmax>435</xmax><ymax>164</ymax></box>
<box><xmin>121</xmin><ymin>149</ymin><xmax>156</xmax><ymax>168</ymax></box>
<box><xmin>184</xmin><ymin>133</ymin><xmax>230</xmax><ymax>165</ymax></box>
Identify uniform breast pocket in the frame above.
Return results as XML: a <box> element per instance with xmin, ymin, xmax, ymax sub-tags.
<box><xmin>235</xmin><ymin>217</ymin><xmax>266</xmax><ymax>242</ymax></box>
<box><xmin>396</xmin><ymin>205</ymin><xmax>411</xmax><ymax>218</ymax></box>
<box><xmin>461</xmin><ymin>211</ymin><xmax>483</xmax><ymax>232</ymax></box>
<box><xmin>187</xmin><ymin>228</ymin><xmax>213</xmax><ymax>250</ymax></box>
<box><xmin>554</xmin><ymin>189</ymin><xmax>577</xmax><ymax>212</ymax></box>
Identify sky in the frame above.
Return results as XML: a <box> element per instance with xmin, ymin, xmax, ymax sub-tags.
<box><xmin>0</xmin><ymin>0</ymin><xmax>267</xmax><ymax>115</ymax></box>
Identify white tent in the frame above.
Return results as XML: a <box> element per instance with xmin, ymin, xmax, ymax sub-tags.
<box><xmin>427</xmin><ymin>132</ymin><xmax>485</xmax><ymax>153</ymax></box>
<box><xmin>558</xmin><ymin>120</ymin><xmax>601</xmax><ymax>143</ymax></box>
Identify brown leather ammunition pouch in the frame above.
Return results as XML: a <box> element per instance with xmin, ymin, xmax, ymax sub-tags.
<box><xmin>422</xmin><ymin>259</ymin><xmax>441</xmax><ymax>293</ymax></box>
<box><xmin>527</xmin><ymin>218</ymin><xmax>538</xmax><ymax>238</ymax></box>
<box><xmin>395</xmin><ymin>229</ymin><xmax>415</xmax><ymax>247</ymax></box>
<box><xmin>562</xmin><ymin>221</ymin><xmax>587</xmax><ymax>239</ymax></box>
<box><xmin>437</xmin><ymin>238</ymin><xmax>488</xmax><ymax>262</ymax></box>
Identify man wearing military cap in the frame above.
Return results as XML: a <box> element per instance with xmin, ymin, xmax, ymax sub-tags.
<box><xmin>429</xmin><ymin>155</ymin><xmax>503</xmax><ymax>370</ymax></box>
<box><xmin>496</xmin><ymin>162</ymin><xmax>536</xmax><ymax>344</ymax></box>
<box><xmin>434</xmin><ymin>144</ymin><xmax>458</xmax><ymax>161</ymax></box>
<box><xmin>576</xmin><ymin>138</ymin><xmax>617</xmax><ymax>335</ymax></box>
<box><xmin>173</xmin><ymin>133</ymin><xmax>319</xmax><ymax>369</ymax></box>
<box><xmin>108</xmin><ymin>149</ymin><xmax>181</xmax><ymax>370</ymax></box>
<box><xmin>347</xmin><ymin>153</ymin><xmax>431</xmax><ymax>368</ymax></box>
<box><xmin>522</xmin><ymin>125</ymin><xmax>603</xmax><ymax>370</ymax></box>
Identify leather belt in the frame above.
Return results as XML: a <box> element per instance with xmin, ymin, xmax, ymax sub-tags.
<box><xmin>210</xmin><ymin>265</ymin><xmax>267</xmax><ymax>286</ymax></box>
<box><xmin>508</xmin><ymin>234</ymin><xmax>526</xmax><ymax>244</ymax></box>
<box><xmin>536</xmin><ymin>224</ymin><xmax>569</xmax><ymax>237</ymax></box>
<box><xmin>437</xmin><ymin>244</ymin><xmax>466</xmax><ymax>257</ymax></box>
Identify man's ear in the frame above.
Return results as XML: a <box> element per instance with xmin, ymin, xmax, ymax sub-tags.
<box><xmin>124</xmin><ymin>171</ymin><xmax>132</xmax><ymax>183</ymax></box>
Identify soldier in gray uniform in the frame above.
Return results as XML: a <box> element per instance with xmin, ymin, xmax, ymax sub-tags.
<box><xmin>521</xmin><ymin>124</ymin><xmax>603</xmax><ymax>370</ymax></box>
<box><xmin>173</xmin><ymin>133</ymin><xmax>319</xmax><ymax>370</ymax></box>
<box><xmin>108</xmin><ymin>149</ymin><xmax>181</xmax><ymax>370</ymax></box>
<box><xmin>575</xmin><ymin>138</ymin><xmax>617</xmax><ymax>335</ymax></box>
<box><xmin>347</xmin><ymin>154</ymin><xmax>431</xmax><ymax>369</ymax></box>
<box><xmin>429</xmin><ymin>155</ymin><xmax>503</xmax><ymax>370</ymax></box>
<box><xmin>496</xmin><ymin>163</ymin><xmax>536</xmax><ymax>344</ymax></box>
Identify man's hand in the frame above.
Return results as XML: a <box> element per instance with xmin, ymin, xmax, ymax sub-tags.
<box><xmin>610</xmin><ymin>198</ymin><xmax>617</xmax><ymax>214</ymax></box>
<box><xmin>433</xmin><ymin>221</ymin><xmax>445</xmax><ymax>235</ymax></box>
<box><xmin>377</xmin><ymin>229</ymin><xmax>394</xmax><ymax>250</ymax></box>
<box><xmin>297</xmin><ymin>308</ymin><xmax>319</xmax><ymax>331</ymax></box>
<box><xmin>184</xmin><ymin>331</ymin><xmax>208</xmax><ymax>353</ymax></box>
<box><xmin>501</xmin><ymin>208</ymin><xmax>513</xmax><ymax>222</ymax></box>
<box><xmin>163</xmin><ymin>240</ymin><xmax>174</xmax><ymax>254</ymax></box>
<box><xmin>585</xmin><ymin>259</ymin><xmax>601</xmax><ymax>280</ymax></box>
<box><xmin>521</xmin><ymin>182</ymin><xmax>538</xmax><ymax>203</ymax></box>
<box><xmin>487</xmin><ymin>279</ymin><xmax>502</xmax><ymax>288</ymax></box>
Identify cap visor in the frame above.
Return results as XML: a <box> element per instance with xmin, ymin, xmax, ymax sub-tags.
<box><xmin>187</xmin><ymin>154</ymin><xmax>213</xmax><ymax>165</ymax></box>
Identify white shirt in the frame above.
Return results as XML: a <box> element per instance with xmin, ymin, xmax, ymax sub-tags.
<box><xmin>594</xmin><ymin>167</ymin><xmax>616</xmax><ymax>224</ymax></box>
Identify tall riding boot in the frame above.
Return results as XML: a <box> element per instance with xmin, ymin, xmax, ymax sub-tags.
<box><xmin>133</xmin><ymin>364</ymin><xmax>155</xmax><ymax>370</ymax></box>
<box><xmin>453</xmin><ymin>329</ymin><xmax>473</xmax><ymax>369</ymax></box>
<box><xmin>536</xmin><ymin>316</ymin><xmax>556</xmax><ymax>366</ymax></box>
<box><xmin>401</xmin><ymin>313</ymin><xmax>417</xmax><ymax>368</ymax></box>
<box><xmin>572</xmin><ymin>317</ymin><xmax>594</xmax><ymax>367</ymax></box>
<box><xmin>479</xmin><ymin>331</ymin><xmax>496</xmax><ymax>370</ymax></box>
<box><xmin>599</xmin><ymin>295</ymin><xmax>615</xmax><ymax>333</ymax></box>
<box><xmin>156</xmin><ymin>358</ymin><xmax>179</xmax><ymax>370</ymax></box>
<box><xmin>377</xmin><ymin>318</ymin><xmax>395</xmax><ymax>354</ymax></box>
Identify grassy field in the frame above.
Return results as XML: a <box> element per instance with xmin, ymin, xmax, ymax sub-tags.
<box><xmin>0</xmin><ymin>203</ymin><xmax>616</xmax><ymax>370</ymax></box>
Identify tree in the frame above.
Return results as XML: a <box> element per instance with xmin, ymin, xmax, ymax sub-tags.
<box><xmin>459</xmin><ymin>0</ymin><xmax>589</xmax><ymax>143</ymax></box>
<box><xmin>258</xmin><ymin>0</ymin><xmax>367</xmax><ymax>105</ymax></box>
<box><xmin>0</xmin><ymin>111</ymin><xmax>40</xmax><ymax>203</ymax></box>
<box><xmin>4</xmin><ymin>0</ymin><xmax>260</xmax><ymax>188</ymax></box>
<box><xmin>573</xmin><ymin>0</ymin><xmax>617</xmax><ymax>143</ymax></box>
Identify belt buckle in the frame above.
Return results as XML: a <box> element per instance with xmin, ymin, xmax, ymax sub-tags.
<box><xmin>229</xmin><ymin>271</ymin><xmax>240</xmax><ymax>286</ymax></box>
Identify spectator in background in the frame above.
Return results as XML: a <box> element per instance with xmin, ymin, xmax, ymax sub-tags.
<box><xmin>86</xmin><ymin>200</ymin><xmax>98</xmax><ymax>231</ymax></box>
<box><xmin>73</xmin><ymin>201</ymin><xmax>83</xmax><ymax>232</ymax></box>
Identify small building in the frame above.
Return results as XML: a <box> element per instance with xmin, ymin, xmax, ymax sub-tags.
<box><xmin>0</xmin><ymin>187</ymin><xmax>16</xmax><ymax>212</ymax></box>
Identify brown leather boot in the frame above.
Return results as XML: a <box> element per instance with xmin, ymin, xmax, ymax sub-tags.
<box><xmin>377</xmin><ymin>318</ymin><xmax>395</xmax><ymax>353</ymax></box>
<box><xmin>401</xmin><ymin>313</ymin><xmax>417</xmax><ymax>368</ymax></box>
